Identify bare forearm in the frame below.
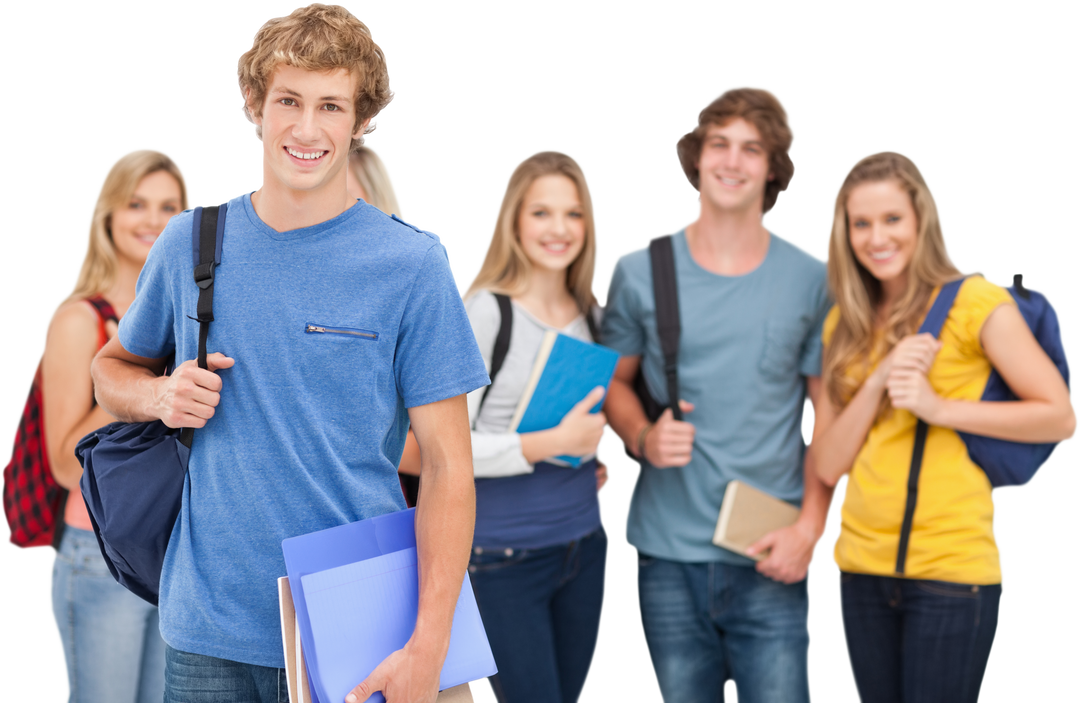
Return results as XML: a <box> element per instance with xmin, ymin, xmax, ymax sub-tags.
<box><xmin>812</xmin><ymin>375</ymin><xmax>885</xmax><ymax>486</ymax></box>
<box><xmin>91</xmin><ymin>355</ymin><xmax>163</xmax><ymax>423</ymax></box>
<box><xmin>933</xmin><ymin>398</ymin><xmax>1075</xmax><ymax>443</ymax></box>
<box><xmin>605</xmin><ymin>376</ymin><xmax>649</xmax><ymax>451</ymax></box>
<box><xmin>519</xmin><ymin>428</ymin><xmax>562</xmax><ymax>464</ymax></box>
<box><xmin>412</xmin><ymin>458</ymin><xmax>474</xmax><ymax>657</ymax></box>
<box><xmin>50</xmin><ymin>405</ymin><xmax>116</xmax><ymax>490</ymax></box>
<box><xmin>797</xmin><ymin>451</ymin><xmax>834</xmax><ymax>538</ymax></box>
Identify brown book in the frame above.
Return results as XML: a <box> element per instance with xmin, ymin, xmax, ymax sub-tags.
<box><xmin>712</xmin><ymin>480</ymin><xmax>800</xmax><ymax>560</ymax></box>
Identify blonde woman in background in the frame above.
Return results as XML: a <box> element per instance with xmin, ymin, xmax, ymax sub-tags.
<box><xmin>464</xmin><ymin>152</ymin><xmax>607</xmax><ymax>703</ymax></box>
<box><xmin>46</xmin><ymin>151</ymin><xmax>186</xmax><ymax>703</ymax></box>
<box><xmin>810</xmin><ymin>152</ymin><xmax>1073</xmax><ymax>703</ymax></box>
<box><xmin>346</xmin><ymin>145</ymin><xmax>401</xmax><ymax>216</ymax></box>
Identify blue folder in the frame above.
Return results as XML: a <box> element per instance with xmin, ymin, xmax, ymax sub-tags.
<box><xmin>282</xmin><ymin>508</ymin><xmax>496</xmax><ymax>703</ymax></box>
<box><xmin>510</xmin><ymin>332</ymin><xmax>620</xmax><ymax>466</ymax></box>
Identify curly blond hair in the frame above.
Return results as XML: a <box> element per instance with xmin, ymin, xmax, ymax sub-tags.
<box><xmin>237</xmin><ymin>4</ymin><xmax>393</xmax><ymax>149</ymax></box>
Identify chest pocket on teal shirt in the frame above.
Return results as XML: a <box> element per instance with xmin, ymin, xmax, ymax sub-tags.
<box><xmin>759</xmin><ymin>319</ymin><xmax>807</xmax><ymax>380</ymax></box>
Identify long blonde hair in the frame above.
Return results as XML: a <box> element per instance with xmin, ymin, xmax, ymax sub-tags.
<box><xmin>68</xmin><ymin>151</ymin><xmax>187</xmax><ymax>303</ymax></box>
<box><xmin>466</xmin><ymin>152</ymin><xmax>598</xmax><ymax>314</ymax></box>
<box><xmin>824</xmin><ymin>152</ymin><xmax>960</xmax><ymax>410</ymax></box>
<box><xmin>349</xmin><ymin>147</ymin><xmax>401</xmax><ymax>216</ymax></box>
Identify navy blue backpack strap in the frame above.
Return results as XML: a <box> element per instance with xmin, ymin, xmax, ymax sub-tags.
<box><xmin>895</xmin><ymin>277</ymin><xmax>965</xmax><ymax>574</ymax></box>
<box><xmin>476</xmin><ymin>293</ymin><xmax>513</xmax><ymax>418</ymax></box>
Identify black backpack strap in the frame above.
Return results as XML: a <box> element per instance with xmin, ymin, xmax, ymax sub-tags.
<box><xmin>180</xmin><ymin>204</ymin><xmax>226</xmax><ymax>449</ymax></box>
<box><xmin>584</xmin><ymin>307</ymin><xmax>601</xmax><ymax>344</ymax></box>
<box><xmin>649</xmin><ymin>236</ymin><xmax>682</xmax><ymax>420</ymax></box>
<box><xmin>476</xmin><ymin>293</ymin><xmax>513</xmax><ymax>418</ymax></box>
<box><xmin>895</xmin><ymin>277</ymin><xmax>964</xmax><ymax>574</ymax></box>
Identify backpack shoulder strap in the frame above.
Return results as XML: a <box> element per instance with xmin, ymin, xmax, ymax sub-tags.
<box><xmin>180</xmin><ymin>204</ymin><xmax>227</xmax><ymax>448</ymax></box>
<box><xmin>896</xmin><ymin>276</ymin><xmax>966</xmax><ymax>573</ymax></box>
<box><xmin>916</xmin><ymin>277</ymin><xmax>965</xmax><ymax>338</ymax></box>
<box><xmin>649</xmin><ymin>236</ymin><xmax>682</xmax><ymax>420</ymax></box>
<box><xmin>476</xmin><ymin>293</ymin><xmax>513</xmax><ymax>417</ymax></box>
<box><xmin>584</xmin><ymin>306</ymin><xmax>601</xmax><ymax>344</ymax></box>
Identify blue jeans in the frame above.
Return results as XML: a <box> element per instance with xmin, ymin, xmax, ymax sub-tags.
<box><xmin>840</xmin><ymin>572</ymin><xmax>1001</xmax><ymax>703</ymax></box>
<box><xmin>164</xmin><ymin>645</ymin><xmax>288</xmax><ymax>703</ymax></box>
<box><xmin>52</xmin><ymin>526</ymin><xmax>165</xmax><ymax>703</ymax></box>
<box><xmin>638</xmin><ymin>554</ymin><xmax>809</xmax><ymax>703</ymax></box>
<box><xmin>469</xmin><ymin>527</ymin><xmax>606</xmax><ymax>703</ymax></box>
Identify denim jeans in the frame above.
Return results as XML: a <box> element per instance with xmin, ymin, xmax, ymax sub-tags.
<box><xmin>52</xmin><ymin>526</ymin><xmax>165</xmax><ymax>703</ymax></box>
<box><xmin>469</xmin><ymin>527</ymin><xmax>606</xmax><ymax>703</ymax></box>
<box><xmin>637</xmin><ymin>554</ymin><xmax>809</xmax><ymax>703</ymax></box>
<box><xmin>840</xmin><ymin>572</ymin><xmax>1001</xmax><ymax>703</ymax></box>
<box><xmin>164</xmin><ymin>645</ymin><xmax>289</xmax><ymax>703</ymax></box>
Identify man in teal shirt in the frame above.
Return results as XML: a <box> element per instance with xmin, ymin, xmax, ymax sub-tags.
<box><xmin>602</xmin><ymin>88</ymin><xmax>833</xmax><ymax>702</ymax></box>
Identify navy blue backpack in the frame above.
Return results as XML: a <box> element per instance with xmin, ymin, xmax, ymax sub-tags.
<box><xmin>76</xmin><ymin>204</ymin><xmax>225</xmax><ymax>605</ymax></box>
<box><xmin>895</xmin><ymin>274</ymin><xmax>1069</xmax><ymax>573</ymax></box>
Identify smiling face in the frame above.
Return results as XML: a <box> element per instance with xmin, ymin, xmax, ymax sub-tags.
<box><xmin>516</xmin><ymin>174</ymin><xmax>586</xmax><ymax>275</ymax></box>
<box><xmin>252</xmin><ymin>64</ymin><xmax>365</xmax><ymax>198</ymax></box>
<box><xmin>109</xmin><ymin>170</ymin><xmax>183</xmax><ymax>266</ymax></box>
<box><xmin>846</xmin><ymin>179</ymin><xmax>919</xmax><ymax>288</ymax></box>
<box><xmin>696</xmin><ymin>118</ymin><xmax>772</xmax><ymax>214</ymax></box>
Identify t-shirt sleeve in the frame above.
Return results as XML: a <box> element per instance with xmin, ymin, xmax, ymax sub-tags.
<box><xmin>952</xmin><ymin>276</ymin><xmax>1015</xmax><ymax>357</ymax></box>
<box><xmin>798</xmin><ymin>271</ymin><xmax>832</xmax><ymax>377</ymax></box>
<box><xmin>395</xmin><ymin>245</ymin><xmax>490</xmax><ymax>408</ymax></box>
<box><xmin>600</xmin><ymin>257</ymin><xmax>647</xmax><ymax>356</ymax></box>
<box><xmin>117</xmin><ymin>218</ymin><xmax>183</xmax><ymax>360</ymax></box>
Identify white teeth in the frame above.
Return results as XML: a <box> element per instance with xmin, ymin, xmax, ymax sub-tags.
<box><xmin>870</xmin><ymin>250</ymin><xmax>896</xmax><ymax>260</ymax></box>
<box><xmin>287</xmin><ymin>147</ymin><xmax>325</xmax><ymax>160</ymax></box>
<box><xmin>720</xmin><ymin>177</ymin><xmax>741</xmax><ymax>185</ymax></box>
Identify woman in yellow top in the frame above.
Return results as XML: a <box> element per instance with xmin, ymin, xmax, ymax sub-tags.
<box><xmin>810</xmin><ymin>152</ymin><xmax>1074</xmax><ymax>703</ymax></box>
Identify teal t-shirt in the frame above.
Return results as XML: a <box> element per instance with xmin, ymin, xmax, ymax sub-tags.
<box><xmin>602</xmin><ymin>231</ymin><xmax>829</xmax><ymax>564</ymax></box>
<box><xmin>119</xmin><ymin>194</ymin><xmax>489</xmax><ymax>666</ymax></box>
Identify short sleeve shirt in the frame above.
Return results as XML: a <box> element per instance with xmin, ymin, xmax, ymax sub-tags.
<box><xmin>602</xmin><ymin>231</ymin><xmax>830</xmax><ymax>564</ymax></box>
<box><xmin>119</xmin><ymin>194</ymin><xmax>489</xmax><ymax>666</ymax></box>
<box><xmin>824</xmin><ymin>276</ymin><xmax>1014</xmax><ymax>584</ymax></box>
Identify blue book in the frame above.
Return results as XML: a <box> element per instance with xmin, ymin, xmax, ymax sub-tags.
<box><xmin>281</xmin><ymin>508</ymin><xmax>496</xmax><ymax>703</ymax></box>
<box><xmin>507</xmin><ymin>331</ymin><xmax>620</xmax><ymax>466</ymax></box>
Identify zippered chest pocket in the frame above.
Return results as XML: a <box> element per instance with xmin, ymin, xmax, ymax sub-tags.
<box><xmin>305</xmin><ymin>323</ymin><xmax>379</xmax><ymax>341</ymax></box>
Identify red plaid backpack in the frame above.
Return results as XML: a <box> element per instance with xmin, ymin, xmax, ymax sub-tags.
<box><xmin>3</xmin><ymin>297</ymin><xmax>117</xmax><ymax>547</ymax></box>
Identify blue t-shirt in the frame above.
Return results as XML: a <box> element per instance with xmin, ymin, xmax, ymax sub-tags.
<box><xmin>602</xmin><ymin>231</ymin><xmax>830</xmax><ymax>564</ymax></box>
<box><xmin>119</xmin><ymin>194</ymin><xmax>489</xmax><ymax>666</ymax></box>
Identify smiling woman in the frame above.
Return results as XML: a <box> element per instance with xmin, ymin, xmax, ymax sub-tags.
<box><xmin>811</xmin><ymin>152</ymin><xmax>1074</xmax><ymax>703</ymax></box>
<box><xmin>42</xmin><ymin>150</ymin><xmax>186</xmax><ymax>703</ymax></box>
<box><xmin>461</xmin><ymin>152</ymin><xmax>609</xmax><ymax>703</ymax></box>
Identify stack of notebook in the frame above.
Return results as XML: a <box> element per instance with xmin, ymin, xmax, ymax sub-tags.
<box><xmin>279</xmin><ymin>508</ymin><xmax>496</xmax><ymax>703</ymax></box>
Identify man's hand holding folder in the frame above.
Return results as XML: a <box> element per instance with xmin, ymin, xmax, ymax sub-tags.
<box><xmin>346</xmin><ymin>394</ymin><xmax>476</xmax><ymax>703</ymax></box>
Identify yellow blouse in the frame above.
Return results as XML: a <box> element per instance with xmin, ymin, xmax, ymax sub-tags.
<box><xmin>822</xmin><ymin>276</ymin><xmax>1014</xmax><ymax>584</ymax></box>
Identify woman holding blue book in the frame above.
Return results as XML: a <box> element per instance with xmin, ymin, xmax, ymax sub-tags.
<box><xmin>463</xmin><ymin>151</ymin><xmax>608</xmax><ymax>703</ymax></box>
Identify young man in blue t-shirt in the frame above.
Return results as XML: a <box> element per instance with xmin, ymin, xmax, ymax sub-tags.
<box><xmin>91</xmin><ymin>6</ymin><xmax>489</xmax><ymax>703</ymax></box>
<box><xmin>602</xmin><ymin>89</ymin><xmax>834</xmax><ymax>702</ymax></box>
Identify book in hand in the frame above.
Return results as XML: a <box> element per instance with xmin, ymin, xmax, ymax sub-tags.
<box><xmin>281</xmin><ymin>508</ymin><xmax>495</xmax><ymax>703</ymax></box>
<box><xmin>507</xmin><ymin>330</ymin><xmax>620</xmax><ymax>467</ymax></box>
<box><xmin>278</xmin><ymin>575</ymin><xmax>475</xmax><ymax>703</ymax></box>
<box><xmin>712</xmin><ymin>480</ymin><xmax>800</xmax><ymax>560</ymax></box>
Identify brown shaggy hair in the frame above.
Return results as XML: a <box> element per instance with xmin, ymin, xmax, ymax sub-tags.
<box><xmin>823</xmin><ymin>152</ymin><xmax>961</xmax><ymax>413</ymax></box>
<box><xmin>237</xmin><ymin>4</ymin><xmax>393</xmax><ymax>150</ymax></box>
<box><xmin>676</xmin><ymin>88</ymin><xmax>794</xmax><ymax>213</ymax></box>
